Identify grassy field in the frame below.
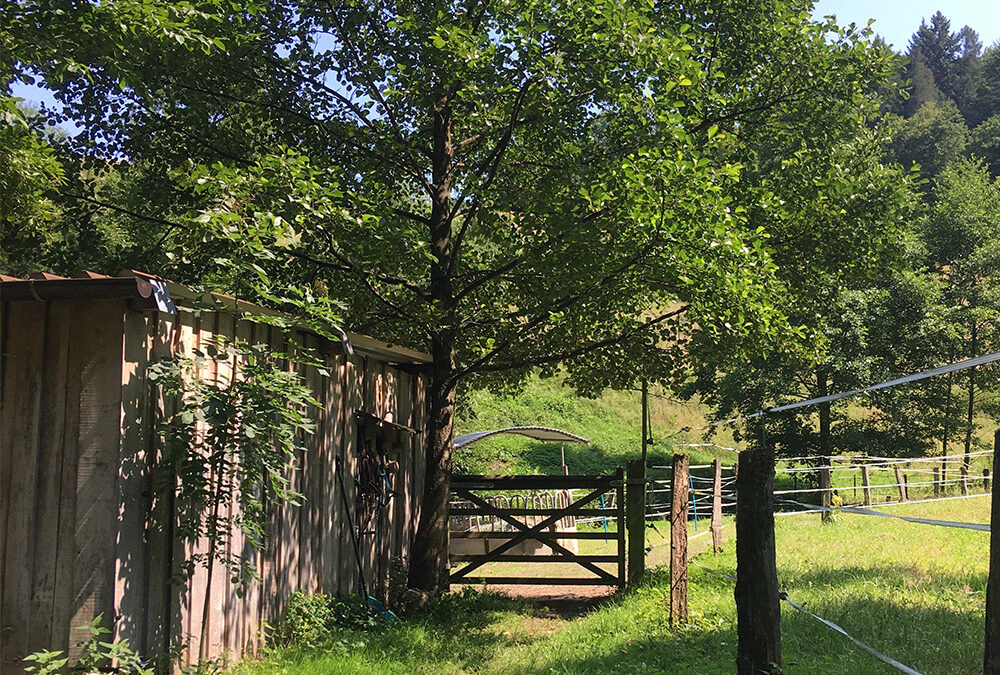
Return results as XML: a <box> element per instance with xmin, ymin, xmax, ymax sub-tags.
<box><xmin>232</xmin><ymin>496</ymin><xmax>991</xmax><ymax>675</ymax></box>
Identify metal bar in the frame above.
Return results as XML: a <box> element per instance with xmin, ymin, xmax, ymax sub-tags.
<box><xmin>451</xmin><ymin>475</ymin><xmax>615</xmax><ymax>490</ymax></box>
<box><xmin>449</xmin><ymin>531</ymin><xmax>616</xmax><ymax>540</ymax></box>
<box><xmin>449</xmin><ymin>508</ymin><xmax>614</xmax><ymax>517</ymax></box>
<box><xmin>449</xmin><ymin>554</ymin><xmax>619</xmax><ymax>563</ymax></box>
<box><xmin>451</xmin><ymin>577</ymin><xmax>618</xmax><ymax>586</ymax></box>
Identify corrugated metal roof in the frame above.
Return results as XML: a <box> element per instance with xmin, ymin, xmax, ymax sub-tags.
<box><xmin>1</xmin><ymin>269</ymin><xmax>431</xmax><ymax>365</ymax></box>
<box><xmin>453</xmin><ymin>426</ymin><xmax>590</xmax><ymax>449</ymax></box>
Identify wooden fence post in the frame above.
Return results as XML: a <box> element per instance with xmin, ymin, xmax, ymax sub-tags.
<box><xmin>986</xmin><ymin>469</ymin><xmax>992</xmax><ymax>492</ymax></box>
<box><xmin>626</xmin><ymin>459</ymin><xmax>646</xmax><ymax>586</ymax></box>
<box><xmin>670</xmin><ymin>453</ymin><xmax>689</xmax><ymax>626</ymax></box>
<box><xmin>962</xmin><ymin>465</ymin><xmax>970</xmax><ymax>496</ymax></box>
<box><xmin>819</xmin><ymin>460</ymin><xmax>832</xmax><ymax>524</ymax></box>
<box><xmin>736</xmin><ymin>446</ymin><xmax>781</xmax><ymax>674</ymax></box>
<box><xmin>934</xmin><ymin>468</ymin><xmax>941</xmax><ymax>497</ymax></box>
<box><xmin>711</xmin><ymin>458</ymin><xmax>723</xmax><ymax>555</ymax></box>
<box><xmin>617</xmin><ymin>466</ymin><xmax>626</xmax><ymax>591</ymax></box>
<box><xmin>895</xmin><ymin>466</ymin><xmax>908</xmax><ymax>501</ymax></box>
<box><xmin>860</xmin><ymin>464</ymin><xmax>872</xmax><ymax>506</ymax></box>
<box><xmin>983</xmin><ymin>429</ymin><xmax>1000</xmax><ymax>673</ymax></box>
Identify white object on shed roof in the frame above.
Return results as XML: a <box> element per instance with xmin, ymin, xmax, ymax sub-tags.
<box><xmin>452</xmin><ymin>426</ymin><xmax>589</xmax><ymax>449</ymax></box>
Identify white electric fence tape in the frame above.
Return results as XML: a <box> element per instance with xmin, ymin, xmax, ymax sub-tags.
<box><xmin>780</xmin><ymin>594</ymin><xmax>923</xmax><ymax>675</ymax></box>
<box><xmin>690</xmin><ymin>562</ymin><xmax>923</xmax><ymax>675</ymax></box>
<box><xmin>781</xmin><ymin>499</ymin><xmax>991</xmax><ymax>531</ymax></box>
<box><xmin>707</xmin><ymin>349</ymin><xmax>1000</xmax><ymax>428</ymax></box>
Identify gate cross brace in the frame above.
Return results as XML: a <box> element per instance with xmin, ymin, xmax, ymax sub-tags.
<box><xmin>450</xmin><ymin>486</ymin><xmax>618</xmax><ymax>583</ymax></box>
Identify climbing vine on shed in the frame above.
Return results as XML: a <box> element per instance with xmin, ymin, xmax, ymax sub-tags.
<box><xmin>149</xmin><ymin>338</ymin><xmax>320</xmax><ymax>592</ymax></box>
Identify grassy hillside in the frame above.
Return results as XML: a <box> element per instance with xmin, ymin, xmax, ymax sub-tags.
<box><xmin>453</xmin><ymin>375</ymin><xmax>740</xmax><ymax>475</ymax></box>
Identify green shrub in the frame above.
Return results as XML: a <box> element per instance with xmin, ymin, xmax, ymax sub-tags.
<box><xmin>271</xmin><ymin>592</ymin><xmax>336</xmax><ymax>648</ymax></box>
<box><xmin>271</xmin><ymin>592</ymin><xmax>383</xmax><ymax>648</ymax></box>
<box><xmin>23</xmin><ymin>614</ymin><xmax>152</xmax><ymax>674</ymax></box>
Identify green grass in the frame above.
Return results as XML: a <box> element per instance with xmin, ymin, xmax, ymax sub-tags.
<box><xmin>454</xmin><ymin>374</ymin><xmax>738</xmax><ymax>475</ymax></box>
<box><xmin>232</xmin><ymin>497</ymin><xmax>991</xmax><ymax>674</ymax></box>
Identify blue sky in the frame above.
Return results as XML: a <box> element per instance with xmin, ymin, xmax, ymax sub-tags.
<box><xmin>812</xmin><ymin>0</ymin><xmax>1000</xmax><ymax>51</ymax></box>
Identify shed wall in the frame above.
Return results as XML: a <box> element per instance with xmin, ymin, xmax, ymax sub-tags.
<box><xmin>0</xmin><ymin>298</ymin><xmax>426</xmax><ymax>672</ymax></box>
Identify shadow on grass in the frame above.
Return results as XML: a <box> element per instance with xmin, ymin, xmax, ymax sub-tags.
<box><xmin>241</xmin><ymin>561</ymin><xmax>985</xmax><ymax>674</ymax></box>
<box><xmin>781</xmin><ymin>562</ymin><xmax>987</xmax><ymax>592</ymax></box>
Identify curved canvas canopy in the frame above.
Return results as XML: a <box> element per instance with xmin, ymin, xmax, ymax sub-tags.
<box><xmin>453</xmin><ymin>426</ymin><xmax>590</xmax><ymax>449</ymax></box>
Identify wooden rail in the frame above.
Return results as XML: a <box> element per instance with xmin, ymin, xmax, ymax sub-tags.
<box><xmin>448</xmin><ymin>470</ymin><xmax>625</xmax><ymax>588</ymax></box>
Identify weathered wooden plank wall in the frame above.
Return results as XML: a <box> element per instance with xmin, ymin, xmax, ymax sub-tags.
<box><xmin>0</xmin><ymin>297</ymin><xmax>426</xmax><ymax>672</ymax></box>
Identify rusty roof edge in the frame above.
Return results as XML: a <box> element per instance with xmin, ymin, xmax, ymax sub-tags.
<box><xmin>0</xmin><ymin>276</ymin><xmax>155</xmax><ymax>304</ymax></box>
<box><xmin>118</xmin><ymin>272</ymin><xmax>431</xmax><ymax>365</ymax></box>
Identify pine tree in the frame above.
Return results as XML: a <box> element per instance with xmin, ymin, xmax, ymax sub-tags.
<box><xmin>908</xmin><ymin>12</ymin><xmax>961</xmax><ymax>92</ymax></box>
<box><xmin>905</xmin><ymin>13</ymin><xmax>983</xmax><ymax>123</ymax></box>
<box><xmin>903</xmin><ymin>49</ymin><xmax>945</xmax><ymax>117</ymax></box>
<box><xmin>972</xmin><ymin>47</ymin><xmax>1000</xmax><ymax>126</ymax></box>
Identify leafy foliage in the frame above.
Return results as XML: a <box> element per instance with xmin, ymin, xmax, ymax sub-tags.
<box><xmin>23</xmin><ymin>614</ymin><xmax>152</xmax><ymax>675</ymax></box>
<box><xmin>889</xmin><ymin>100</ymin><xmax>969</xmax><ymax>181</ymax></box>
<box><xmin>149</xmin><ymin>337</ymin><xmax>318</xmax><ymax>590</ymax></box>
<box><xmin>270</xmin><ymin>592</ymin><xmax>382</xmax><ymax>649</ymax></box>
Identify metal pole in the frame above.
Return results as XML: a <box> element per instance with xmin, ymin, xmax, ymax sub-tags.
<box><xmin>641</xmin><ymin>380</ymin><xmax>649</xmax><ymax>464</ymax></box>
<box><xmin>689</xmin><ymin>473</ymin><xmax>699</xmax><ymax>532</ymax></box>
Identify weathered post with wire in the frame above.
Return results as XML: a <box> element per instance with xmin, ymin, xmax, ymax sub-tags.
<box><xmin>962</xmin><ymin>464</ymin><xmax>970</xmax><ymax>496</ymax></box>
<box><xmin>934</xmin><ymin>467</ymin><xmax>941</xmax><ymax>497</ymax></box>
<box><xmin>860</xmin><ymin>462</ymin><xmax>872</xmax><ymax>506</ymax></box>
<box><xmin>711</xmin><ymin>458</ymin><xmax>723</xmax><ymax>554</ymax></box>
<box><xmin>819</xmin><ymin>459</ymin><xmax>833</xmax><ymax>523</ymax></box>
<box><xmin>895</xmin><ymin>466</ymin><xmax>908</xmax><ymax>502</ymax></box>
<box><xmin>736</xmin><ymin>445</ymin><xmax>781</xmax><ymax>674</ymax></box>
<box><xmin>983</xmin><ymin>429</ymin><xmax>1000</xmax><ymax>673</ymax></box>
<box><xmin>986</xmin><ymin>469</ymin><xmax>992</xmax><ymax>492</ymax></box>
<box><xmin>670</xmin><ymin>453</ymin><xmax>689</xmax><ymax>625</ymax></box>
<box><xmin>626</xmin><ymin>458</ymin><xmax>646</xmax><ymax>586</ymax></box>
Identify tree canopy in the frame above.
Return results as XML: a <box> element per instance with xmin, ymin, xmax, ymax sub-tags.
<box><xmin>0</xmin><ymin>0</ymin><xmax>958</xmax><ymax>594</ymax></box>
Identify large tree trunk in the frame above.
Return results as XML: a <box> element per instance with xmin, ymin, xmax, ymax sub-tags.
<box><xmin>407</xmin><ymin>341</ymin><xmax>457</xmax><ymax>592</ymax></box>
<box><xmin>407</xmin><ymin>95</ymin><xmax>457</xmax><ymax>594</ymax></box>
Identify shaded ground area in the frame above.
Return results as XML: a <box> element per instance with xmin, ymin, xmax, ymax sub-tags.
<box><xmin>492</xmin><ymin>583</ymin><xmax>615</xmax><ymax>606</ymax></box>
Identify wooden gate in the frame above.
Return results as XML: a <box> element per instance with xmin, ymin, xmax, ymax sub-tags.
<box><xmin>448</xmin><ymin>469</ymin><xmax>625</xmax><ymax>588</ymax></box>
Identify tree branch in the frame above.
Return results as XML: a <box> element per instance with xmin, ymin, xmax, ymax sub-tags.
<box><xmin>461</xmin><ymin>305</ymin><xmax>690</xmax><ymax>378</ymax></box>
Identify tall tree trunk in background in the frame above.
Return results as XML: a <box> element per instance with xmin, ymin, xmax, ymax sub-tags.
<box><xmin>965</xmin><ymin>320</ymin><xmax>978</xmax><ymax>477</ymax></box>
<box><xmin>942</xmin><ymin>370</ymin><xmax>953</xmax><ymax>491</ymax></box>
<box><xmin>817</xmin><ymin>369</ymin><xmax>833</xmax><ymax>524</ymax></box>
<box><xmin>408</xmin><ymin>98</ymin><xmax>458</xmax><ymax>594</ymax></box>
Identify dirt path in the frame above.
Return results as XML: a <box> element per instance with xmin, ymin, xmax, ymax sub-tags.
<box><xmin>475</xmin><ymin>519</ymin><xmax>733</xmax><ymax>607</ymax></box>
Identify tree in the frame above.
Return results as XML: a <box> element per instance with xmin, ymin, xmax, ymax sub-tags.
<box><xmin>972</xmin><ymin>47</ymin><xmax>1000</xmax><ymax>125</ymax></box>
<box><xmin>971</xmin><ymin>114</ymin><xmax>1000</xmax><ymax>177</ymax></box>
<box><xmin>18</xmin><ymin>0</ymin><xmax>906</xmax><ymax>596</ymax></box>
<box><xmin>889</xmin><ymin>100</ymin><xmax>969</xmax><ymax>181</ymax></box>
<box><xmin>904</xmin><ymin>13</ymin><xmax>983</xmax><ymax>123</ymax></box>
<box><xmin>901</xmin><ymin>50</ymin><xmax>945</xmax><ymax>118</ymax></box>
<box><xmin>0</xmin><ymin>110</ymin><xmax>64</xmax><ymax>274</ymax></box>
<box><xmin>1</xmin><ymin>0</ymin><xmax>226</xmax><ymax>277</ymax></box>
<box><xmin>925</xmin><ymin>159</ymin><xmax>1000</xmax><ymax>470</ymax></box>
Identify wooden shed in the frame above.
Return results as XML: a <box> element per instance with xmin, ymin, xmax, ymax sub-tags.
<box><xmin>0</xmin><ymin>271</ymin><xmax>429</xmax><ymax>672</ymax></box>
